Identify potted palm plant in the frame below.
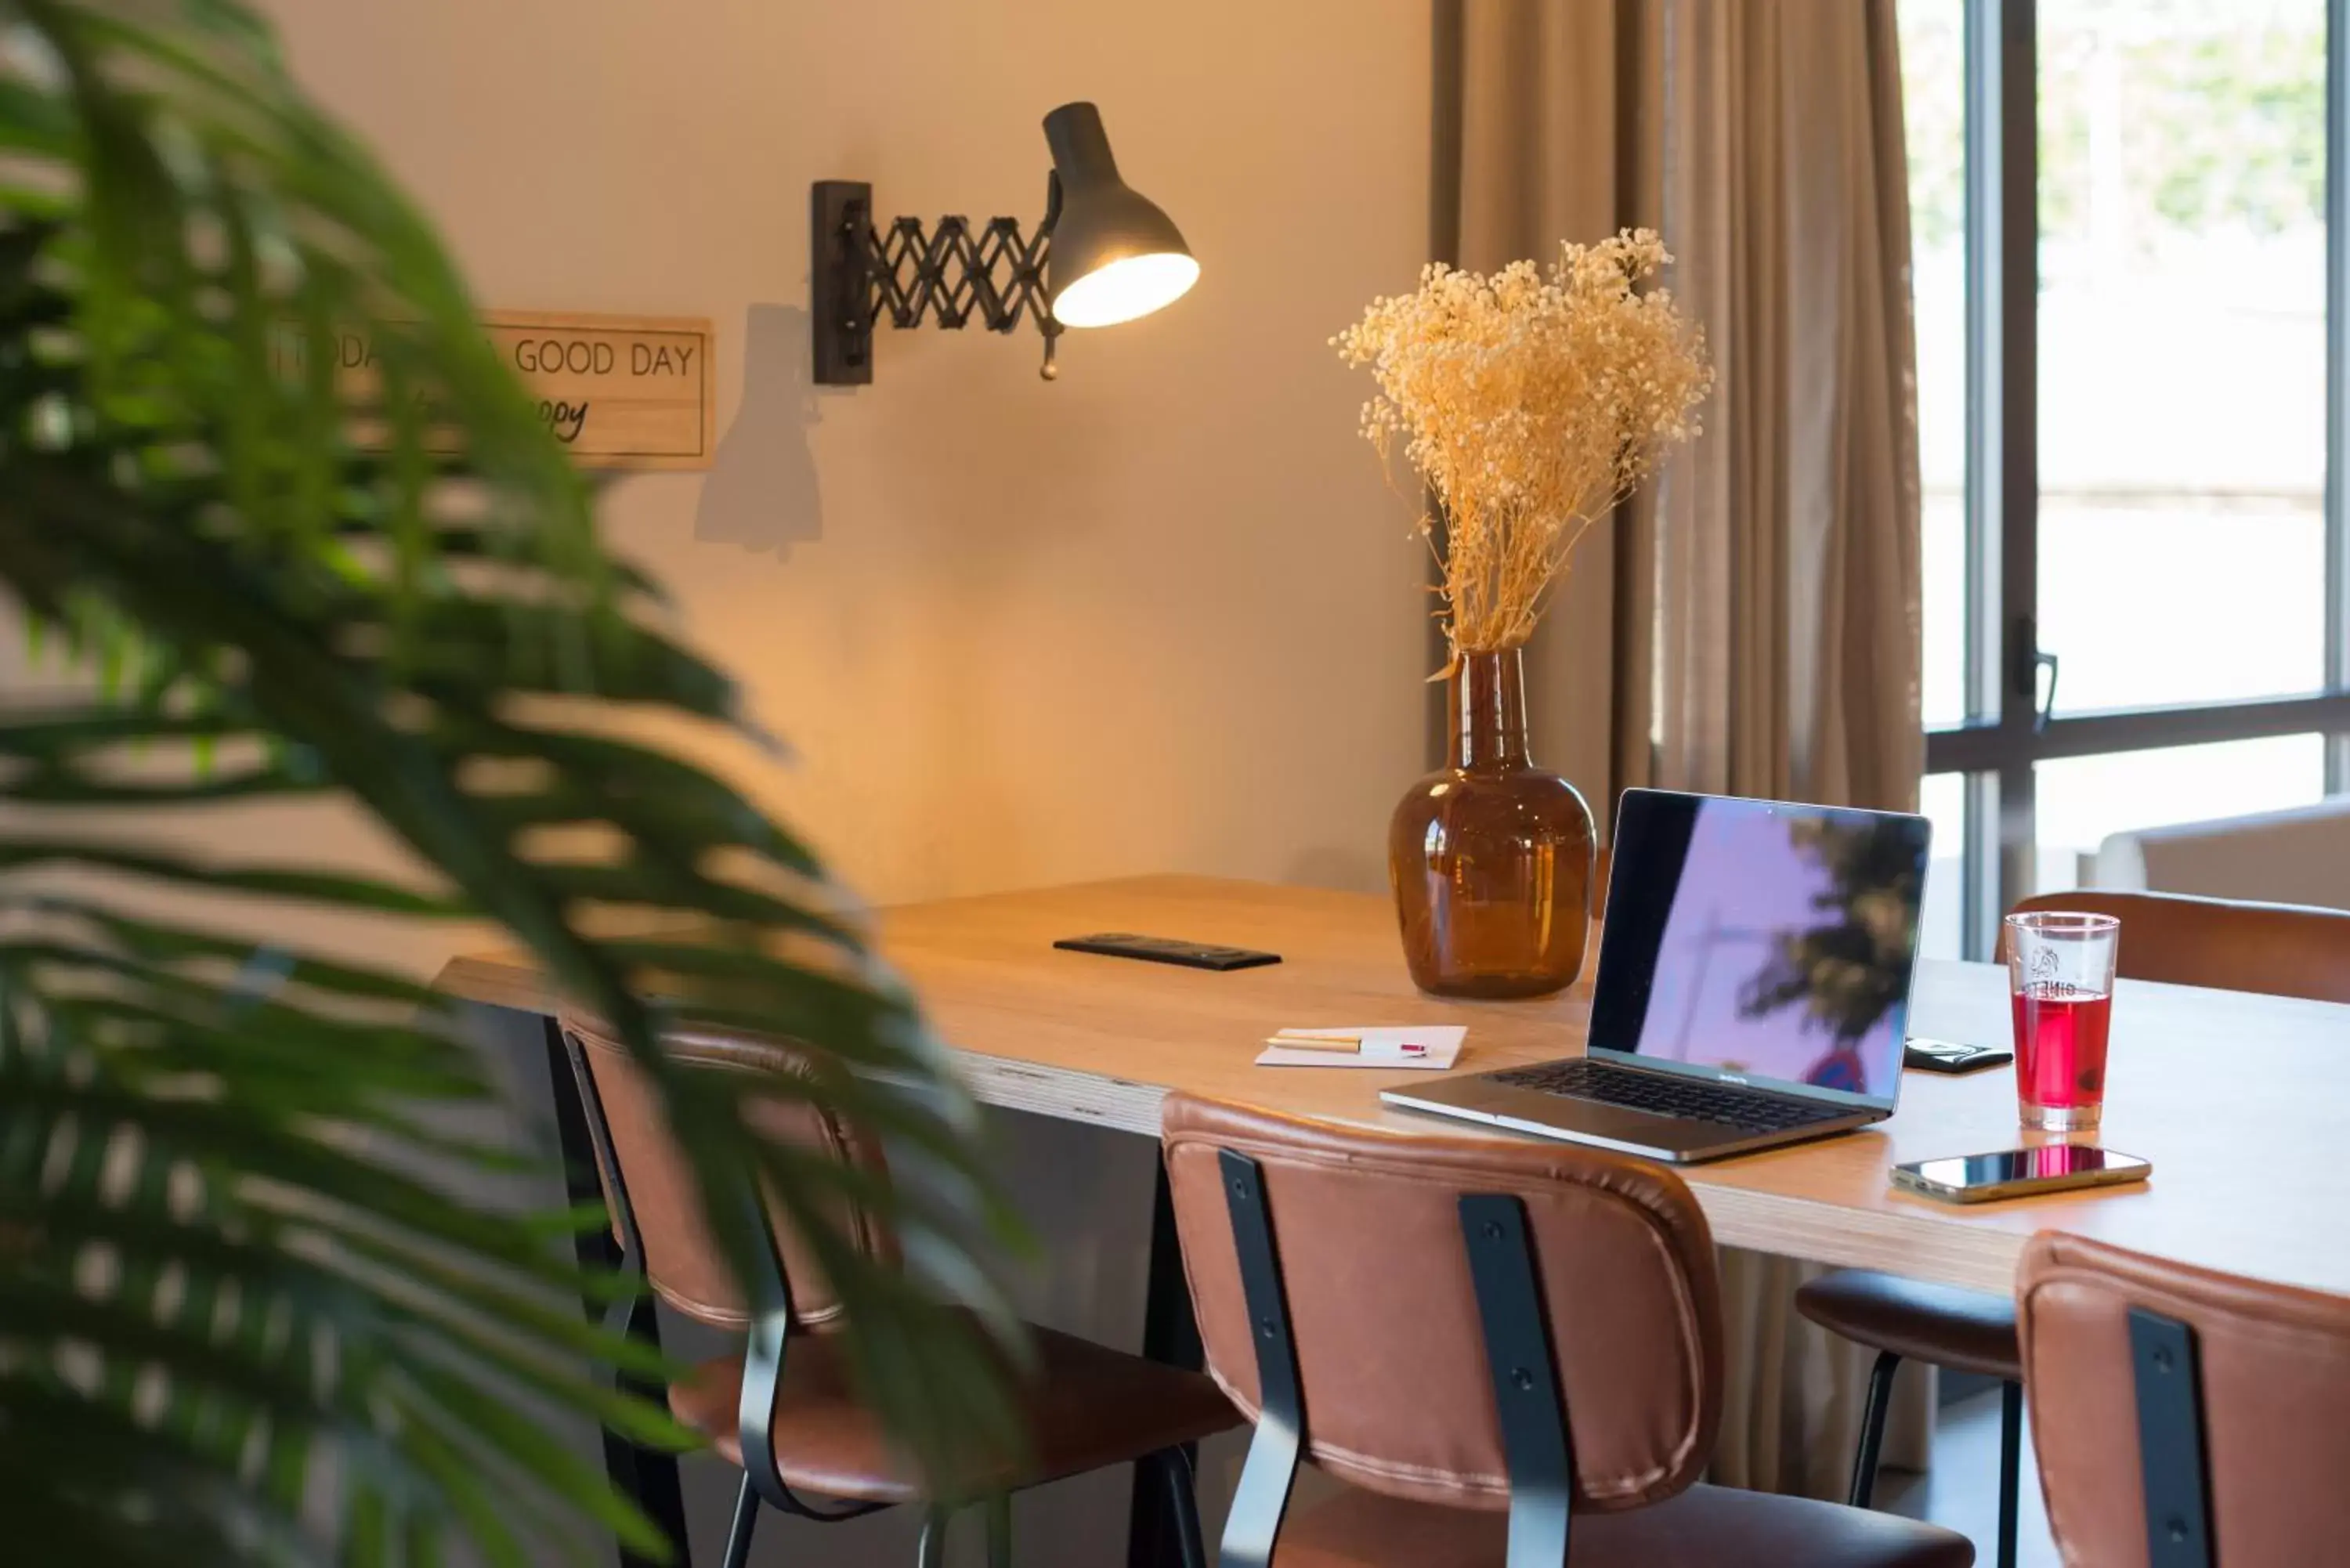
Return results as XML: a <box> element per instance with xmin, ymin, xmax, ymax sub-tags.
<box><xmin>0</xmin><ymin>2</ymin><xmax>1017</xmax><ymax>1560</ymax></box>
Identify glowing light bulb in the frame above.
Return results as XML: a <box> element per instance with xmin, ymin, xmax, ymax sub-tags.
<box><xmin>1050</xmin><ymin>252</ymin><xmax>1200</xmax><ymax>328</ymax></box>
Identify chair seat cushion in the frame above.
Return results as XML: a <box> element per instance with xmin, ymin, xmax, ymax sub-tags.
<box><xmin>1795</xmin><ymin>1270</ymin><xmax>2022</xmax><ymax>1382</ymax></box>
<box><xmin>1271</xmin><ymin>1480</ymin><xmax>1975</xmax><ymax>1567</ymax></box>
<box><xmin>669</xmin><ymin>1318</ymin><xmax>1242</xmax><ymax>1504</ymax></box>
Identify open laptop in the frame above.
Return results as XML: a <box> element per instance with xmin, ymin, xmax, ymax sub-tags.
<box><xmin>1383</xmin><ymin>788</ymin><xmax>1932</xmax><ymax>1163</ymax></box>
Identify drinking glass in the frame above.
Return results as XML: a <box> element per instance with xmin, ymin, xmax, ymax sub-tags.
<box><xmin>2005</xmin><ymin>911</ymin><xmax>2121</xmax><ymax>1131</ymax></box>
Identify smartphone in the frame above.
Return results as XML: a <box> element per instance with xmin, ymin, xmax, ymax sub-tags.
<box><xmin>1904</xmin><ymin>1037</ymin><xmax>2013</xmax><ymax>1075</ymax></box>
<box><xmin>1052</xmin><ymin>933</ymin><xmax>1282</xmax><ymax>971</ymax></box>
<box><xmin>1892</xmin><ymin>1145</ymin><xmax>2153</xmax><ymax>1205</ymax></box>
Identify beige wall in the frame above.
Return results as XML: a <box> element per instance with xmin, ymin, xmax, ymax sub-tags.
<box><xmin>241</xmin><ymin>0</ymin><xmax>1432</xmax><ymax>976</ymax></box>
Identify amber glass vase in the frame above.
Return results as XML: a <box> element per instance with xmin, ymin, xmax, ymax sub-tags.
<box><xmin>1389</xmin><ymin>648</ymin><xmax>1596</xmax><ymax>999</ymax></box>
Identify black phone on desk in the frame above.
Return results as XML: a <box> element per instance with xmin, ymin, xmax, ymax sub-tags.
<box><xmin>1893</xmin><ymin>1145</ymin><xmax>2151</xmax><ymax>1205</ymax></box>
<box><xmin>1052</xmin><ymin>933</ymin><xmax>1281</xmax><ymax>971</ymax></box>
<box><xmin>1904</xmin><ymin>1037</ymin><xmax>2012</xmax><ymax>1075</ymax></box>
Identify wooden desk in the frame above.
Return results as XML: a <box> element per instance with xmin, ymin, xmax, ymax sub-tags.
<box><xmin>440</xmin><ymin>873</ymin><xmax>2350</xmax><ymax>1302</ymax></box>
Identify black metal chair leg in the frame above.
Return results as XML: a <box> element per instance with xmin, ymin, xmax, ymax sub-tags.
<box><xmin>1153</xmin><ymin>1448</ymin><xmax>1207</xmax><ymax>1568</ymax></box>
<box><xmin>1996</xmin><ymin>1379</ymin><xmax>2023</xmax><ymax>1568</ymax></box>
<box><xmin>985</xmin><ymin>1493</ymin><xmax>1011</xmax><ymax>1568</ymax></box>
<box><xmin>546</xmin><ymin>1018</ymin><xmax>691</xmax><ymax>1568</ymax></box>
<box><xmin>1849</xmin><ymin>1350</ymin><xmax>1903</xmax><ymax>1509</ymax></box>
<box><xmin>721</xmin><ymin>1473</ymin><xmax>761</xmax><ymax>1568</ymax></box>
<box><xmin>916</xmin><ymin>1507</ymin><xmax>952</xmax><ymax>1568</ymax></box>
<box><xmin>1130</xmin><ymin>1158</ymin><xmax>1206</xmax><ymax>1568</ymax></box>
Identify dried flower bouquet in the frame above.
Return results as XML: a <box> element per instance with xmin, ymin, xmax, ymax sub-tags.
<box><xmin>1336</xmin><ymin>230</ymin><xmax>1712</xmax><ymax>661</ymax></box>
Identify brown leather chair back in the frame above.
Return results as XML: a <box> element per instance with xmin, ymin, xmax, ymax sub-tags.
<box><xmin>2001</xmin><ymin>890</ymin><xmax>2350</xmax><ymax>1004</ymax></box>
<box><xmin>560</xmin><ymin>1010</ymin><xmax>898</xmax><ymax>1331</ymax></box>
<box><xmin>2019</xmin><ymin>1232</ymin><xmax>2350</xmax><ymax>1567</ymax></box>
<box><xmin>1162</xmin><ymin>1093</ymin><xmax>1723</xmax><ymax>1513</ymax></box>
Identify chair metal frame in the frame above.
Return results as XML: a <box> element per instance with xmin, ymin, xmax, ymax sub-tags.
<box><xmin>560</xmin><ymin>1028</ymin><xmax>1208</xmax><ymax>1568</ymax></box>
<box><xmin>1848</xmin><ymin>1348</ymin><xmax>2023</xmax><ymax>1568</ymax></box>
<box><xmin>1217</xmin><ymin>1149</ymin><xmax>1577</xmax><ymax>1568</ymax></box>
<box><xmin>2128</xmin><ymin>1309</ymin><xmax>2212</xmax><ymax>1568</ymax></box>
<box><xmin>560</xmin><ymin>1031</ymin><xmax>888</xmax><ymax>1568</ymax></box>
<box><xmin>544</xmin><ymin>1020</ymin><xmax>690</xmax><ymax>1567</ymax></box>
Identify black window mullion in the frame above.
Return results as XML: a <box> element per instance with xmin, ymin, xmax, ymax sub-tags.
<box><xmin>1930</xmin><ymin>692</ymin><xmax>2350</xmax><ymax>773</ymax></box>
<box><xmin>1994</xmin><ymin>0</ymin><xmax>2039</xmax><ymax>924</ymax></box>
<box><xmin>2328</xmin><ymin>0</ymin><xmax>2350</xmax><ymax>792</ymax></box>
<box><xmin>1962</xmin><ymin>0</ymin><xmax>2006</xmax><ymax>738</ymax></box>
<box><xmin>1953</xmin><ymin>0</ymin><xmax>2009</xmax><ymax>956</ymax></box>
<box><xmin>1931</xmin><ymin>0</ymin><xmax>2034</xmax><ymax>952</ymax></box>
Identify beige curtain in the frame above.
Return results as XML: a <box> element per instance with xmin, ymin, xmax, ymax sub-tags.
<box><xmin>1443</xmin><ymin>0</ymin><xmax>1928</xmax><ymax>1498</ymax></box>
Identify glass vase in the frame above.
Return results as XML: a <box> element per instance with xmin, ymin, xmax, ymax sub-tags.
<box><xmin>1389</xmin><ymin>648</ymin><xmax>1596</xmax><ymax>999</ymax></box>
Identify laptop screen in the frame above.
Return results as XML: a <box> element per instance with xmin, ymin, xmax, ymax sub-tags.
<box><xmin>1589</xmin><ymin>789</ymin><xmax>1933</xmax><ymax>1109</ymax></box>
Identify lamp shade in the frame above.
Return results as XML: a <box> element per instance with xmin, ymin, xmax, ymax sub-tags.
<box><xmin>1042</xmin><ymin>102</ymin><xmax>1198</xmax><ymax>329</ymax></box>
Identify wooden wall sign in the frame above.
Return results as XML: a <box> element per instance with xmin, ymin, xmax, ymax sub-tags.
<box><xmin>284</xmin><ymin>309</ymin><xmax>715</xmax><ymax>471</ymax></box>
<box><xmin>480</xmin><ymin>311</ymin><xmax>713</xmax><ymax>469</ymax></box>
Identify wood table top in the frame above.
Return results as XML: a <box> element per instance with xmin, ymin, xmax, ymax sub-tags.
<box><xmin>436</xmin><ymin>874</ymin><xmax>2350</xmax><ymax>1300</ymax></box>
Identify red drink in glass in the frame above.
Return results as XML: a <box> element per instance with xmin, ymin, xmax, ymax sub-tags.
<box><xmin>2012</xmin><ymin>984</ymin><xmax>2113</xmax><ymax>1113</ymax></box>
<box><xmin>2004</xmin><ymin>910</ymin><xmax>2121</xmax><ymax>1131</ymax></box>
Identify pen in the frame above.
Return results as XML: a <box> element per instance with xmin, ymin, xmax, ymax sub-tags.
<box><xmin>1264</xmin><ymin>1031</ymin><xmax>1362</xmax><ymax>1053</ymax></box>
<box><xmin>1261</xmin><ymin>1033</ymin><xmax>1433</xmax><ymax>1057</ymax></box>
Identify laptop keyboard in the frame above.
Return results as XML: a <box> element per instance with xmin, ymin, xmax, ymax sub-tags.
<box><xmin>1488</xmin><ymin>1058</ymin><xmax>1857</xmax><ymax>1136</ymax></box>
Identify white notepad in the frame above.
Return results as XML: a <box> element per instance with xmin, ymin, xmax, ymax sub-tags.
<box><xmin>1254</xmin><ymin>1025</ymin><xmax>1466</xmax><ymax>1070</ymax></box>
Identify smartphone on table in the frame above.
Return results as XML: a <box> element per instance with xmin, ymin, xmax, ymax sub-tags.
<box><xmin>1904</xmin><ymin>1037</ymin><xmax>2012</xmax><ymax>1074</ymax></box>
<box><xmin>1893</xmin><ymin>1145</ymin><xmax>2152</xmax><ymax>1204</ymax></box>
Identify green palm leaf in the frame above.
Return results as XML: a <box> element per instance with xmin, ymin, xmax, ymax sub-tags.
<box><xmin>0</xmin><ymin>2</ymin><xmax>1025</xmax><ymax>1561</ymax></box>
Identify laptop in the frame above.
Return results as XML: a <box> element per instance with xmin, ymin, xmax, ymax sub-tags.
<box><xmin>1383</xmin><ymin>787</ymin><xmax>1932</xmax><ymax>1163</ymax></box>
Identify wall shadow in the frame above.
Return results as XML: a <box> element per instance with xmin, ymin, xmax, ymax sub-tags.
<box><xmin>695</xmin><ymin>302</ymin><xmax>824</xmax><ymax>558</ymax></box>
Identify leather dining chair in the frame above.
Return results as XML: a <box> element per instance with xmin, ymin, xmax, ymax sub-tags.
<box><xmin>1161</xmin><ymin>1092</ymin><xmax>1975</xmax><ymax>1566</ymax></box>
<box><xmin>2002</xmin><ymin>889</ymin><xmax>2350</xmax><ymax>1003</ymax></box>
<box><xmin>2019</xmin><ymin>1230</ymin><xmax>2350</xmax><ymax>1567</ymax></box>
<box><xmin>560</xmin><ymin>1011</ymin><xmax>1240</xmax><ymax>1568</ymax></box>
<box><xmin>1797</xmin><ymin>889</ymin><xmax>2350</xmax><ymax>1568</ymax></box>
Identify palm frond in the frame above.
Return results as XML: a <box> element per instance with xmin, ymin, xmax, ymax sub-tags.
<box><xmin>0</xmin><ymin>2</ymin><xmax>1025</xmax><ymax>1561</ymax></box>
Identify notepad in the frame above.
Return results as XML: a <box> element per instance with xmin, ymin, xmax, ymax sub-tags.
<box><xmin>1254</xmin><ymin>1026</ymin><xmax>1466</xmax><ymax>1070</ymax></box>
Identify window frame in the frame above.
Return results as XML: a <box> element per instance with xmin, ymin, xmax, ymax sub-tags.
<box><xmin>1924</xmin><ymin>0</ymin><xmax>2350</xmax><ymax>956</ymax></box>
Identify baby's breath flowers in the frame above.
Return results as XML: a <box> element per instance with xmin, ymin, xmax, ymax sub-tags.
<box><xmin>1336</xmin><ymin>230</ymin><xmax>1712</xmax><ymax>659</ymax></box>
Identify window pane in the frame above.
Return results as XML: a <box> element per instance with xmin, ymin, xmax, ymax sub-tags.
<box><xmin>1919</xmin><ymin>771</ymin><xmax>1969</xmax><ymax>959</ymax></box>
<box><xmin>2032</xmin><ymin>733</ymin><xmax>2327</xmax><ymax>892</ymax></box>
<box><xmin>1903</xmin><ymin>0</ymin><xmax>1969</xmax><ymax>729</ymax></box>
<box><xmin>2037</xmin><ymin>0</ymin><xmax>2326</xmax><ymax>714</ymax></box>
